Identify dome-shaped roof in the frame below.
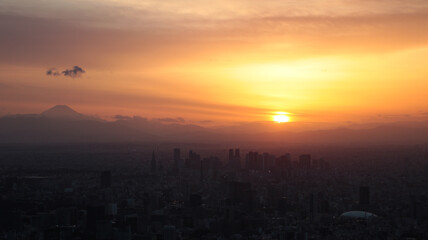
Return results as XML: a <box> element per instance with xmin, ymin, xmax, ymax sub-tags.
<box><xmin>340</xmin><ymin>211</ymin><xmax>377</xmax><ymax>219</ymax></box>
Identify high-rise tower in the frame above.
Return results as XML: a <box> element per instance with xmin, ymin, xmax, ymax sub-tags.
<box><xmin>235</xmin><ymin>148</ymin><xmax>241</xmax><ymax>169</ymax></box>
<box><xmin>359</xmin><ymin>186</ymin><xmax>370</xmax><ymax>205</ymax></box>
<box><xmin>173</xmin><ymin>148</ymin><xmax>180</xmax><ymax>174</ymax></box>
<box><xmin>228</xmin><ymin>149</ymin><xmax>234</xmax><ymax>168</ymax></box>
<box><xmin>151</xmin><ymin>151</ymin><xmax>156</xmax><ymax>173</ymax></box>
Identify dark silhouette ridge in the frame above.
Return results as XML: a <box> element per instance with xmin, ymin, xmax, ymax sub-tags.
<box><xmin>40</xmin><ymin>105</ymin><xmax>102</xmax><ymax>121</ymax></box>
<box><xmin>0</xmin><ymin>105</ymin><xmax>155</xmax><ymax>143</ymax></box>
<box><xmin>41</xmin><ymin>105</ymin><xmax>84</xmax><ymax>119</ymax></box>
<box><xmin>0</xmin><ymin>105</ymin><xmax>427</xmax><ymax>144</ymax></box>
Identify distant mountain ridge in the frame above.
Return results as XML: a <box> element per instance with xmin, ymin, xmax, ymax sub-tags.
<box><xmin>0</xmin><ymin>105</ymin><xmax>427</xmax><ymax>145</ymax></box>
<box><xmin>0</xmin><ymin>105</ymin><xmax>152</xmax><ymax>143</ymax></box>
<box><xmin>41</xmin><ymin>105</ymin><xmax>81</xmax><ymax>118</ymax></box>
<box><xmin>41</xmin><ymin>105</ymin><xmax>100</xmax><ymax>121</ymax></box>
<box><xmin>2</xmin><ymin>105</ymin><xmax>100</xmax><ymax>121</ymax></box>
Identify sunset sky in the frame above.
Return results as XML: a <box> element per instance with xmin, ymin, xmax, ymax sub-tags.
<box><xmin>1</xmin><ymin>0</ymin><xmax>428</xmax><ymax>126</ymax></box>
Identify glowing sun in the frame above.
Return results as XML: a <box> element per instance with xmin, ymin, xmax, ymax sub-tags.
<box><xmin>273</xmin><ymin>113</ymin><xmax>290</xmax><ymax>123</ymax></box>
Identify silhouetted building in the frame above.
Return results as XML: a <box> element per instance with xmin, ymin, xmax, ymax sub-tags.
<box><xmin>425</xmin><ymin>142</ymin><xmax>428</xmax><ymax>160</ymax></box>
<box><xmin>255</xmin><ymin>152</ymin><xmax>262</xmax><ymax>170</ymax></box>
<box><xmin>86</xmin><ymin>205</ymin><xmax>106</xmax><ymax>233</ymax></box>
<box><xmin>163</xmin><ymin>225</ymin><xmax>177</xmax><ymax>240</ymax></box>
<box><xmin>96</xmin><ymin>219</ymin><xmax>112</xmax><ymax>240</ymax></box>
<box><xmin>100</xmin><ymin>171</ymin><xmax>111</xmax><ymax>188</ymax></box>
<box><xmin>299</xmin><ymin>154</ymin><xmax>311</xmax><ymax>170</ymax></box>
<box><xmin>317</xmin><ymin>192</ymin><xmax>329</xmax><ymax>214</ymax></box>
<box><xmin>229</xmin><ymin>149</ymin><xmax>234</xmax><ymax>167</ymax></box>
<box><xmin>151</xmin><ymin>151</ymin><xmax>156</xmax><ymax>173</ymax></box>
<box><xmin>246</xmin><ymin>151</ymin><xmax>260</xmax><ymax>170</ymax></box>
<box><xmin>189</xmin><ymin>194</ymin><xmax>202</xmax><ymax>207</ymax></box>
<box><xmin>200</xmin><ymin>160</ymin><xmax>204</xmax><ymax>182</ymax></box>
<box><xmin>278</xmin><ymin>197</ymin><xmax>288</xmax><ymax>215</ymax></box>
<box><xmin>234</xmin><ymin>148</ymin><xmax>241</xmax><ymax>169</ymax></box>
<box><xmin>309</xmin><ymin>193</ymin><xmax>315</xmax><ymax>222</ymax></box>
<box><xmin>173</xmin><ymin>148</ymin><xmax>180</xmax><ymax>174</ymax></box>
<box><xmin>359</xmin><ymin>186</ymin><xmax>370</xmax><ymax>205</ymax></box>
<box><xmin>228</xmin><ymin>148</ymin><xmax>241</xmax><ymax>169</ymax></box>
<box><xmin>228</xmin><ymin>181</ymin><xmax>251</xmax><ymax>204</ymax></box>
<box><xmin>186</xmin><ymin>150</ymin><xmax>201</xmax><ymax>169</ymax></box>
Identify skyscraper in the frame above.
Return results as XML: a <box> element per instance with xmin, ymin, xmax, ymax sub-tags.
<box><xmin>173</xmin><ymin>148</ymin><xmax>180</xmax><ymax>174</ymax></box>
<box><xmin>151</xmin><ymin>151</ymin><xmax>156</xmax><ymax>173</ymax></box>
<box><xmin>246</xmin><ymin>152</ymin><xmax>254</xmax><ymax>170</ymax></box>
<box><xmin>359</xmin><ymin>186</ymin><xmax>370</xmax><ymax>205</ymax></box>
<box><xmin>299</xmin><ymin>154</ymin><xmax>311</xmax><ymax>170</ymax></box>
<box><xmin>200</xmin><ymin>160</ymin><xmax>203</xmax><ymax>182</ymax></box>
<box><xmin>100</xmin><ymin>171</ymin><xmax>111</xmax><ymax>188</ymax></box>
<box><xmin>163</xmin><ymin>225</ymin><xmax>177</xmax><ymax>240</ymax></box>
<box><xmin>309</xmin><ymin>193</ymin><xmax>315</xmax><ymax>222</ymax></box>
<box><xmin>234</xmin><ymin>148</ymin><xmax>241</xmax><ymax>169</ymax></box>
<box><xmin>425</xmin><ymin>142</ymin><xmax>428</xmax><ymax>160</ymax></box>
<box><xmin>229</xmin><ymin>149</ymin><xmax>234</xmax><ymax>168</ymax></box>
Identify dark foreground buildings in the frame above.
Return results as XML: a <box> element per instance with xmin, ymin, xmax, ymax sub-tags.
<box><xmin>0</xmin><ymin>144</ymin><xmax>427</xmax><ymax>239</ymax></box>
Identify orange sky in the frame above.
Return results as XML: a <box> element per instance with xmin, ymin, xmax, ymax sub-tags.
<box><xmin>0</xmin><ymin>0</ymin><xmax>427</xmax><ymax>126</ymax></box>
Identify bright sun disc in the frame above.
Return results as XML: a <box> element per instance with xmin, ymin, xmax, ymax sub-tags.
<box><xmin>273</xmin><ymin>114</ymin><xmax>290</xmax><ymax>123</ymax></box>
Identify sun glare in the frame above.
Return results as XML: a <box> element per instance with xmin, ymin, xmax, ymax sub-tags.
<box><xmin>273</xmin><ymin>113</ymin><xmax>290</xmax><ymax>123</ymax></box>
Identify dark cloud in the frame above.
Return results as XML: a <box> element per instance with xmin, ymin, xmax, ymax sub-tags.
<box><xmin>46</xmin><ymin>68</ymin><xmax>60</xmax><ymax>76</ymax></box>
<box><xmin>113</xmin><ymin>115</ymin><xmax>133</xmax><ymax>120</ymax></box>
<box><xmin>62</xmin><ymin>66</ymin><xmax>85</xmax><ymax>77</ymax></box>
<box><xmin>46</xmin><ymin>66</ymin><xmax>85</xmax><ymax>77</ymax></box>
<box><xmin>197</xmin><ymin>120</ymin><xmax>214</xmax><ymax>123</ymax></box>
<box><xmin>112</xmin><ymin>115</ymin><xmax>148</xmax><ymax>121</ymax></box>
<box><xmin>155</xmin><ymin>117</ymin><xmax>185</xmax><ymax>123</ymax></box>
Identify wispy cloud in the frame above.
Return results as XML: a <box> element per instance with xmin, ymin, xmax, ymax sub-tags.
<box><xmin>378</xmin><ymin>114</ymin><xmax>411</xmax><ymax>118</ymax></box>
<box><xmin>155</xmin><ymin>117</ymin><xmax>185</xmax><ymax>123</ymax></box>
<box><xmin>112</xmin><ymin>115</ymin><xmax>133</xmax><ymax>121</ymax></box>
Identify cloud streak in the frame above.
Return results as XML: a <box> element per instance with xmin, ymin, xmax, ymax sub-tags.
<box><xmin>46</xmin><ymin>66</ymin><xmax>85</xmax><ymax>78</ymax></box>
<box><xmin>155</xmin><ymin>117</ymin><xmax>185</xmax><ymax>123</ymax></box>
<box><xmin>112</xmin><ymin>115</ymin><xmax>133</xmax><ymax>121</ymax></box>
